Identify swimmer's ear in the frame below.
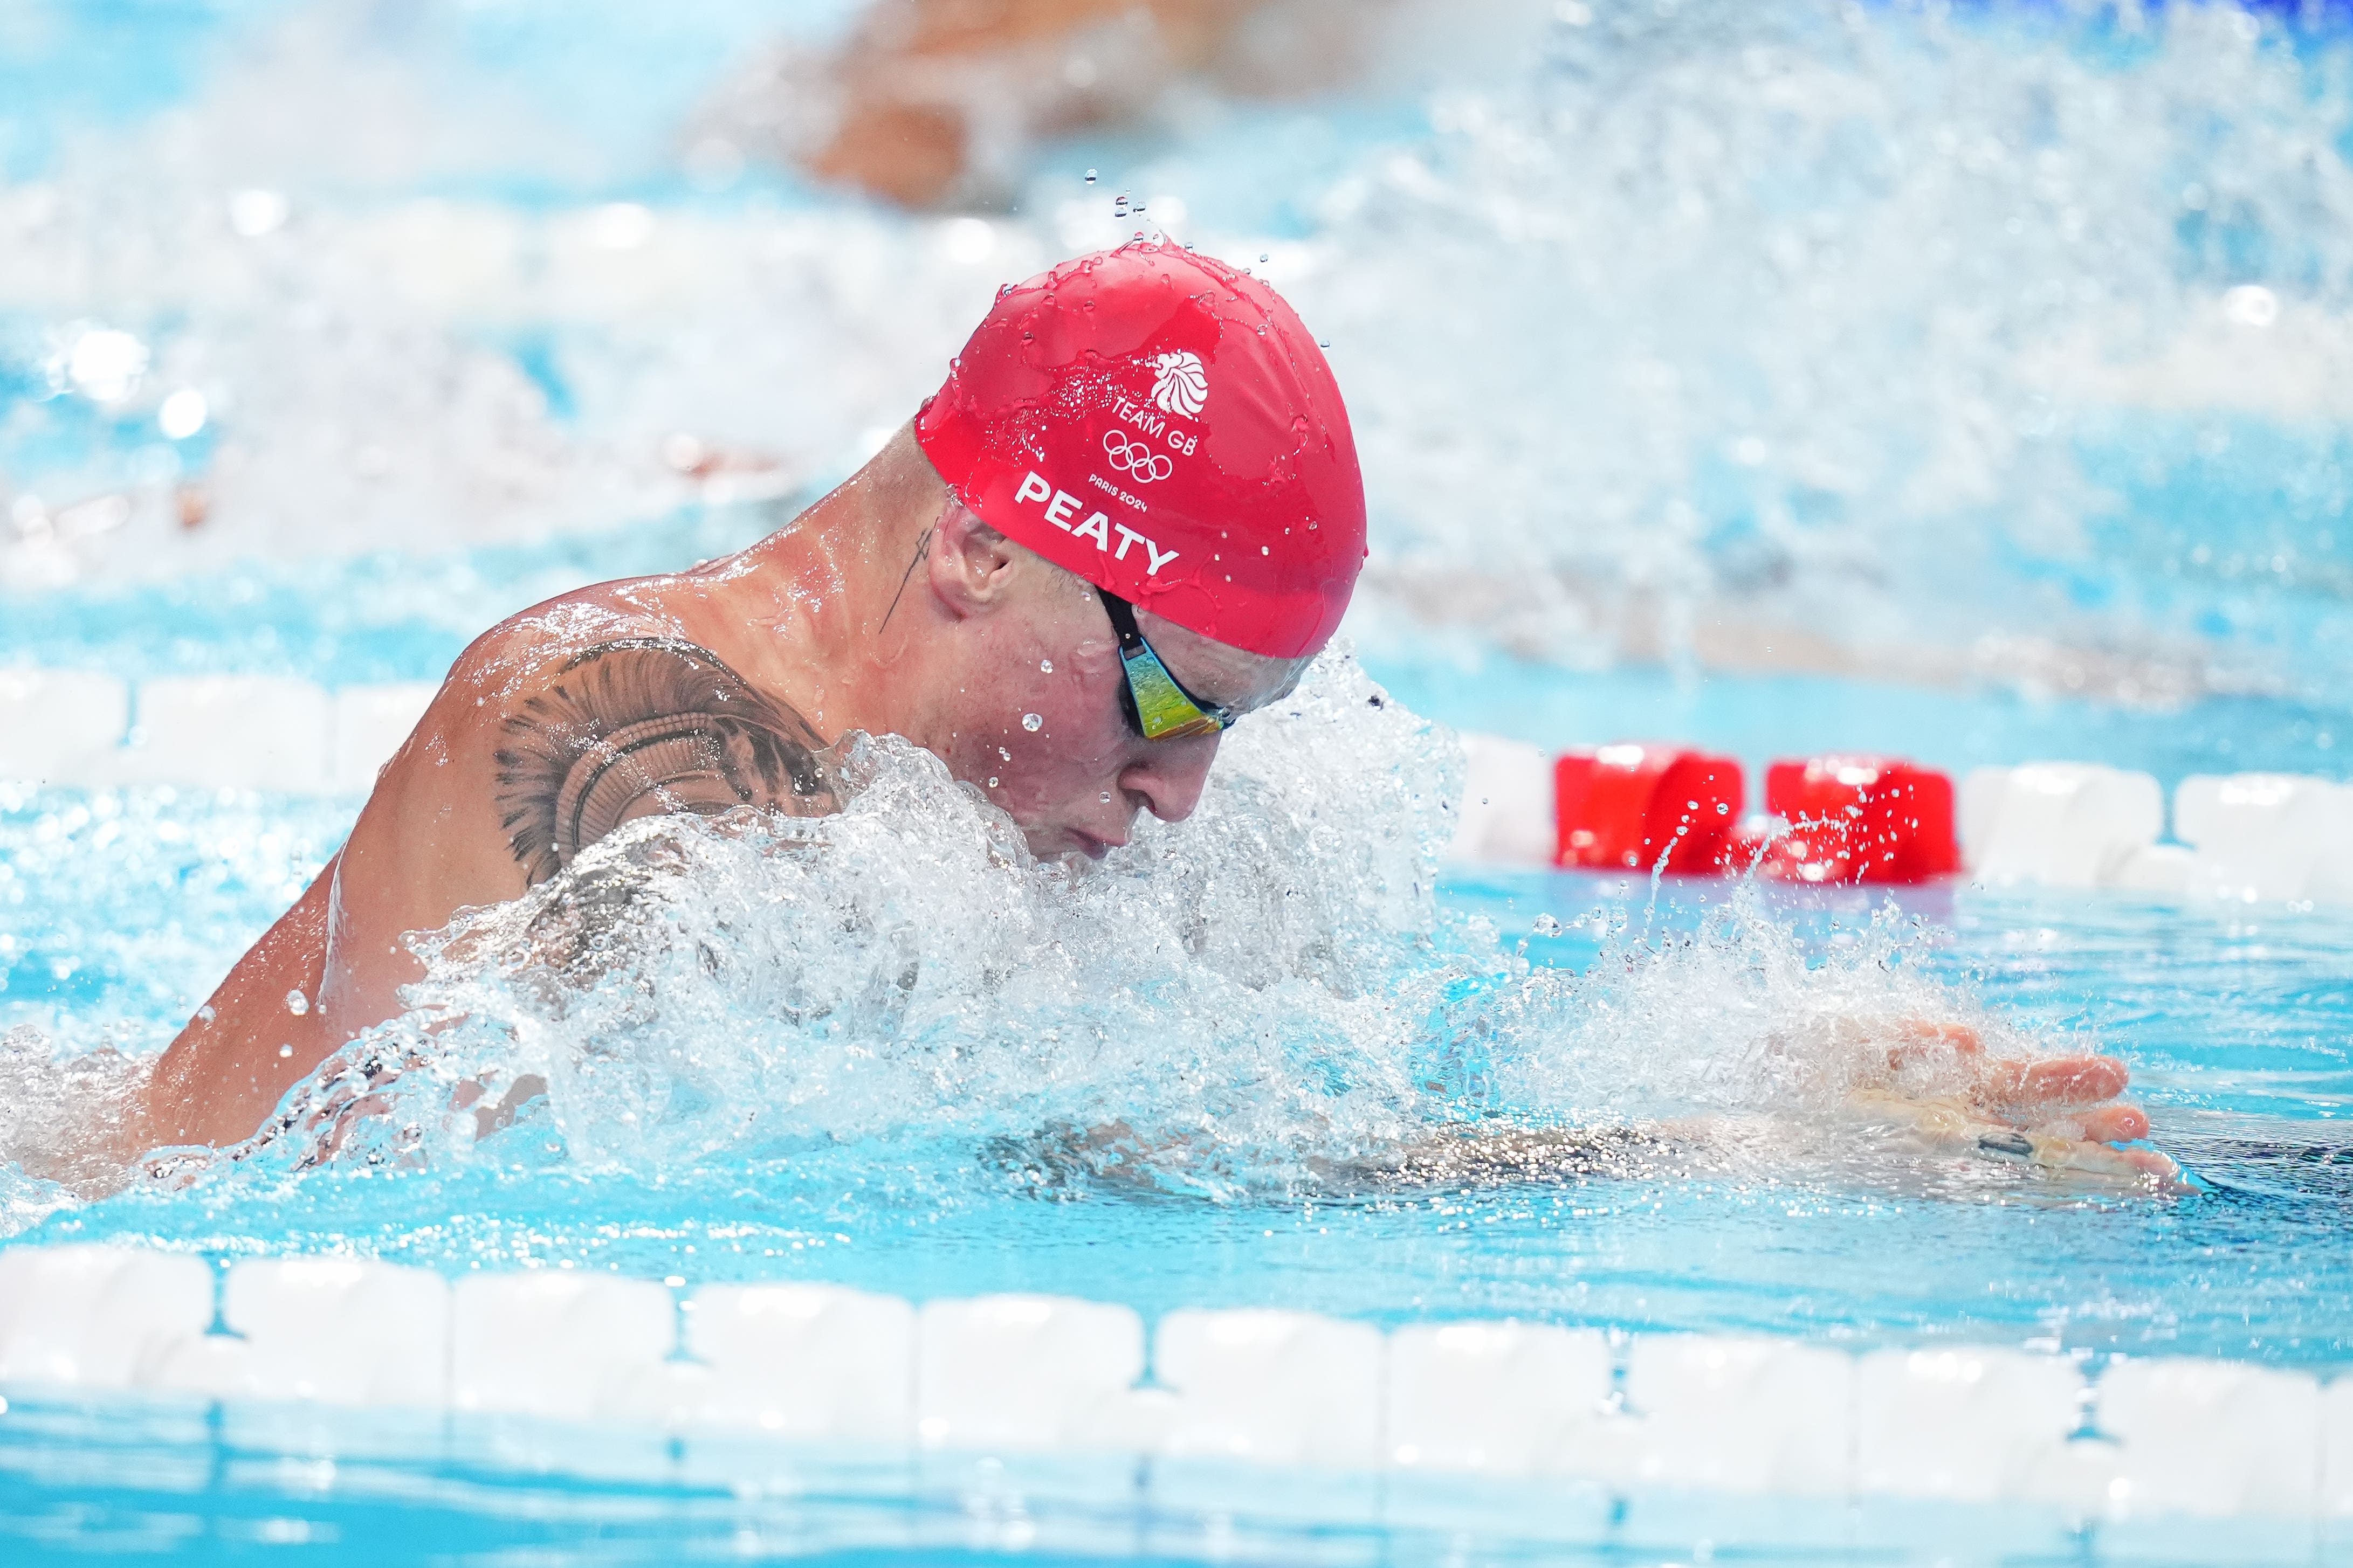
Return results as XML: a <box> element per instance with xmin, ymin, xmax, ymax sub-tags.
<box><xmin>927</xmin><ymin>499</ymin><xmax>1022</xmax><ymax>619</ymax></box>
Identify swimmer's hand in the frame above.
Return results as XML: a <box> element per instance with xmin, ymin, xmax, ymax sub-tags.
<box><xmin>1853</xmin><ymin>1019</ymin><xmax>2185</xmax><ymax>1191</ymax></box>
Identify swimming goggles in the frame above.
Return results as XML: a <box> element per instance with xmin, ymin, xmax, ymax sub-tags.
<box><xmin>1096</xmin><ymin>588</ymin><xmax>1236</xmax><ymax>742</ymax></box>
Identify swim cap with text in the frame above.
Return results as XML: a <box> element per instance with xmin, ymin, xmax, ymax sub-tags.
<box><xmin>915</xmin><ymin>241</ymin><xmax>1366</xmax><ymax>660</ymax></box>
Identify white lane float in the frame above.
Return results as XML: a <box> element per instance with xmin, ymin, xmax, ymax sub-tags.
<box><xmin>1</xmin><ymin>673</ymin><xmax>2349</xmax><ymax>906</ymax></box>
<box><xmin>0</xmin><ymin>1244</ymin><xmax>2345</xmax><ymax>1525</ymax></box>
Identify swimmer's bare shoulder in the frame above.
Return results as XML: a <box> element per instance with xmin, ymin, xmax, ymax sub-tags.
<box><xmin>132</xmin><ymin>584</ymin><xmax>841</xmax><ymax>1153</ymax></box>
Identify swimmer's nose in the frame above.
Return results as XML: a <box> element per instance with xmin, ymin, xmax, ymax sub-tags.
<box><xmin>1121</xmin><ymin>734</ymin><xmax>1220</xmax><ymax>825</ymax></box>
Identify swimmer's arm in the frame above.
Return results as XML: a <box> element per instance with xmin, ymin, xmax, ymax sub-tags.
<box><xmin>1336</xmin><ymin>1092</ymin><xmax>2179</xmax><ymax>1195</ymax></box>
<box><xmin>139</xmin><ymin>615</ymin><xmax>840</xmax><ymax>1152</ymax></box>
<box><xmin>130</xmin><ymin>862</ymin><xmax>340</xmax><ymax>1156</ymax></box>
<box><xmin>132</xmin><ymin>639</ymin><xmax>541</xmax><ymax>1152</ymax></box>
<box><xmin>1012</xmin><ymin>1033</ymin><xmax>2183</xmax><ymax>1198</ymax></box>
<box><xmin>1321</xmin><ymin>1027</ymin><xmax>2183</xmax><ymax>1194</ymax></box>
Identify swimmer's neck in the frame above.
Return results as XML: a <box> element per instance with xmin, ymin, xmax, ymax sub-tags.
<box><xmin>637</xmin><ymin>425</ymin><xmax>959</xmax><ymax>749</ymax></box>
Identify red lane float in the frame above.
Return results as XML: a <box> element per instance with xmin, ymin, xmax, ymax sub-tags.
<box><xmin>1552</xmin><ymin>744</ymin><xmax>1745</xmax><ymax>875</ymax></box>
<box><xmin>1534</xmin><ymin>743</ymin><xmax>1960</xmax><ymax>885</ymax></box>
<box><xmin>1747</xmin><ymin>755</ymin><xmax>1960</xmax><ymax>885</ymax></box>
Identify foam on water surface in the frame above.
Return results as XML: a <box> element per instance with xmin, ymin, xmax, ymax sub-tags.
<box><xmin>177</xmin><ymin>652</ymin><xmax>1463</xmax><ymax>1188</ymax></box>
<box><xmin>2</xmin><ymin>655</ymin><xmax>2343</xmax><ymax>1370</ymax></box>
<box><xmin>0</xmin><ymin>657</ymin><xmax>2105</xmax><ymax>1203</ymax></box>
<box><xmin>5</xmin><ymin>2</ymin><xmax>2353</xmax><ymax>716</ymax></box>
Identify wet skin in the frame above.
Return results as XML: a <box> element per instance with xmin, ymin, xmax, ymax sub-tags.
<box><xmin>133</xmin><ymin>424</ymin><xmax>1302</xmax><ymax>1154</ymax></box>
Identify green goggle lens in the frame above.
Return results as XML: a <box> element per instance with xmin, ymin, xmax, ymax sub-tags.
<box><xmin>1098</xmin><ymin>590</ymin><xmax>1234</xmax><ymax>742</ymax></box>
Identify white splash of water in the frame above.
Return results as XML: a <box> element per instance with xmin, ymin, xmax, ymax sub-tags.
<box><xmin>11</xmin><ymin>1</ymin><xmax>2352</xmax><ymax>704</ymax></box>
<box><xmin>78</xmin><ymin>655</ymin><xmax>2052</xmax><ymax>1207</ymax></box>
<box><xmin>221</xmin><ymin>654</ymin><xmax>1451</xmax><ymax>1188</ymax></box>
<box><xmin>1299</xmin><ymin>1</ymin><xmax>2353</xmax><ymax>680</ymax></box>
<box><xmin>1469</xmin><ymin>896</ymin><xmax>2034</xmax><ymax>1125</ymax></box>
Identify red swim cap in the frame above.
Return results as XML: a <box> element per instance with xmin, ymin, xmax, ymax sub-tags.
<box><xmin>915</xmin><ymin>240</ymin><xmax>1366</xmax><ymax>660</ymax></box>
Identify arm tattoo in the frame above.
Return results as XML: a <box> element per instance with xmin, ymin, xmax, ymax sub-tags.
<box><xmin>492</xmin><ymin>638</ymin><xmax>837</xmax><ymax>886</ymax></box>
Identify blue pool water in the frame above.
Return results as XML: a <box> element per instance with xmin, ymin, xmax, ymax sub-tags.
<box><xmin>4</xmin><ymin>750</ymin><xmax>2349</xmax><ymax>1361</ymax></box>
<box><xmin>5</xmin><ymin>0</ymin><xmax>2353</xmax><ymax>1562</ymax></box>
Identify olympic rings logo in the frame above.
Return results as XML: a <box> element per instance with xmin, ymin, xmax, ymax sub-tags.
<box><xmin>1102</xmin><ymin>430</ymin><xmax>1173</xmax><ymax>483</ymax></box>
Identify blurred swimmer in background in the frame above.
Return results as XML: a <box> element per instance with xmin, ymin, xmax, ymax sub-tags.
<box><xmin>42</xmin><ymin>241</ymin><xmax>2172</xmax><ymax>1191</ymax></box>
<box><xmin>700</xmin><ymin>0</ymin><xmax>1407</xmax><ymax>208</ymax></box>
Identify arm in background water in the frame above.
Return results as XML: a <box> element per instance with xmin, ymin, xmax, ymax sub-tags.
<box><xmin>1299</xmin><ymin>1020</ymin><xmax>2185</xmax><ymax>1197</ymax></box>
<box><xmin>1482</xmin><ymin>1019</ymin><xmax>2179</xmax><ymax>1193</ymax></box>
<box><xmin>1008</xmin><ymin>1021</ymin><xmax>2187</xmax><ymax>1201</ymax></box>
<box><xmin>121</xmin><ymin>600</ymin><xmax>840</xmax><ymax>1161</ymax></box>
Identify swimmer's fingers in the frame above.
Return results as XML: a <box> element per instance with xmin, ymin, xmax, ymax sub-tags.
<box><xmin>1980</xmin><ymin>1053</ymin><xmax>2130</xmax><ymax>1113</ymax></box>
<box><xmin>1853</xmin><ymin>1089</ymin><xmax>2183</xmax><ymax>1189</ymax></box>
<box><xmin>2033</xmin><ymin>1135</ymin><xmax>2187</xmax><ymax>1192</ymax></box>
<box><xmin>1852</xmin><ymin>1086</ymin><xmax>2147</xmax><ymax>1145</ymax></box>
<box><xmin>2113</xmin><ymin>1144</ymin><xmax>2187</xmax><ymax>1189</ymax></box>
<box><xmin>2060</xmin><ymin>1102</ymin><xmax>2150</xmax><ymax>1144</ymax></box>
<box><xmin>1972</xmin><ymin>1121</ymin><xmax>2188</xmax><ymax>1192</ymax></box>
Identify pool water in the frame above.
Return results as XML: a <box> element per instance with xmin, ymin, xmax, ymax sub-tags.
<box><xmin>5</xmin><ymin>0</ymin><xmax>2353</xmax><ymax>1562</ymax></box>
<box><xmin>3</xmin><ymin>723</ymin><xmax>2349</xmax><ymax>1364</ymax></box>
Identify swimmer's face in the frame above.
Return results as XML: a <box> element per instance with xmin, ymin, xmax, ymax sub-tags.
<box><xmin>924</xmin><ymin>521</ymin><xmax>1305</xmax><ymax>862</ymax></box>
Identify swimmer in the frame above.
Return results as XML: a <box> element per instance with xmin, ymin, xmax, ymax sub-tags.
<box><xmin>64</xmin><ymin>241</ymin><xmax>2172</xmax><ymax>1192</ymax></box>
<box><xmin>704</xmin><ymin>0</ymin><xmax>1383</xmax><ymax>208</ymax></box>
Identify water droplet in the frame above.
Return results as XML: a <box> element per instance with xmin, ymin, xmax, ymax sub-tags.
<box><xmin>229</xmin><ymin>188</ymin><xmax>289</xmax><ymax>237</ymax></box>
<box><xmin>285</xmin><ymin>989</ymin><xmax>309</xmax><ymax>1016</ymax></box>
<box><xmin>1039</xmin><ymin>659</ymin><xmax>1054</xmax><ymax>674</ymax></box>
<box><xmin>1260</xmin><ymin>253</ymin><xmax>1269</xmax><ymax>263</ymax></box>
<box><xmin>1532</xmin><ymin>913</ymin><xmax>1564</xmax><ymax>937</ymax></box>
<box><xmin>1100</xmin><ymin>792</ymin><xmax>1112</xmax><ymax>804</ymax></box>
<box><xmin>197</xmin><ymin>1006</ymin><xmax>216</xmax><ymax>1024</ymax></box>
<box><xmin>987</xmin><ymin>776</ymin><xmax>1000</xmax><ymax>789</ymax></box>
<box><xmin>1085</xmin><ymin>169</ymin><xmax>1097</xmax><ymax>184</ymax></box>
<box><xmin>1022</xmin><ymin>713</ymin><xmax>1043</xmax><ymax>731</ymax></box>
<box><xmin>157</xmin><ymin>388</ymin><xmax>208</xmax><ymax>440</ymax></box>
<box><xmin>277</xmin><ymin>1044</ymin><xmax>293</xmax><ymax>1059</ymax></box>
<box><xmin>999</xmin><ymin>745</ymin><xmax>1012</xmax><ymax>761</ymax></box>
